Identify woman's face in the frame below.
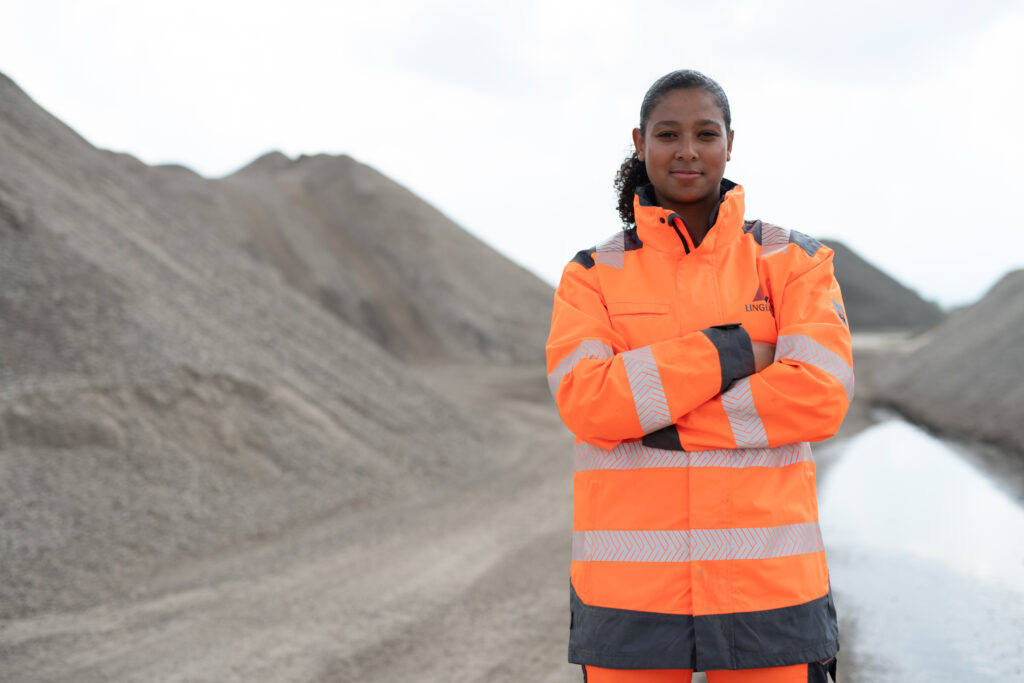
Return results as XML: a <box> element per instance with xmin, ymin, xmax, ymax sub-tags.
<box><xmin>632</xmin><ymin>87</ymin><xmax>734</xmax><ymax>215</ymax></box>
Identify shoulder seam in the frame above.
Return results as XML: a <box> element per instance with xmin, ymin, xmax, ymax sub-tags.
<box><xmin>570</xmin><ymin>247</ymin><xmax>597</xmax><ymax>269</ymax></box>
<box><xmin>571</xmin><ymin>228</ymin><xmax>643</xmax><ymax>270</ymax></box>
<box><xmin>744</xmin><ymin>220</ymin><xmax>822</xmax><ymax>257</ymax></box>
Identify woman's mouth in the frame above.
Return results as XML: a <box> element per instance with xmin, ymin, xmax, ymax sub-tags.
<box><xmin>670</xmin><ymin>169</ymin><xmax>701</xmax><ymax>179</ymax></box>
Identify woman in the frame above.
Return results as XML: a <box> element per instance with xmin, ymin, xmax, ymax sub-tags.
<box><xmin>545</xmin><ymin>70</ymin><xmax>852</xmax><ymax>682</ymax></box>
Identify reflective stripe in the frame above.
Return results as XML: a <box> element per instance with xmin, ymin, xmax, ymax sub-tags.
<box><xmin>775</xmin><ymin>334</ymin><xmax>855</xmax><ymax>403</ymax></box>
<box><xmin>621</xmin><ymin>346</ymin><xmax>672</xmax><ymax>433</ymax></box>
<box><xmin>833</xmin><ymin>299</ymin><xmax>848</xmax><ymax>326</ymax></box>
<box><xmin>760</xmin><ymin>222</ymin><xmax>790</xmax><ymax>256</ymax></box>
<box><xmin>594</xmin><ymin>231</ymin><xmax>625</xmax><ymax>269</ymax></box>
<box><xmin>574</xmin><ymin>441</ymin><xmax>812</xmax><ymax>472</ymax></box>
<box><xmin>572</xmin><ymin>522</ymin><xmax>823</xmax><ymax>562</ymax></box>
<box><xmin>548</xmin><ymin>340</ymin><xmax>614</xmax><ymax>396</ymax></box>
<box><xmin>721</xmin><ymin>376</ymin><xmax>769</xmax><ymax>448</ymax></box>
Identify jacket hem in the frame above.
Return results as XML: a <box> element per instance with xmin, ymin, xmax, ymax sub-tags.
<box><xmin>569</xmin><ymin>583</ymin><xmax>839</xmax><ymax>671</ymax></box>
<box><xmin>569</xmin><ymin>642</ymin><xmax>839</xmax><ymax>672</ymax></box>
<box><xmin>569</xmin><ymin>641</ymin><xmax>840</xmax><ymax>672</ymax></box>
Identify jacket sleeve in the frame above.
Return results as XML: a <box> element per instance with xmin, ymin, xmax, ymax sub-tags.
<box><xmin>546</xmin><ymin>260</ymin><xmax>757</xmax><ymax>450</ymax></box>
<box><xmin>671</xmin><ymin>248</ymin><xmax>854</xmax><ymax>451</ymax></box>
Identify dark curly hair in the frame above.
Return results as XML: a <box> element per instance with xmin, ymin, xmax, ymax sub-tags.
<box><xmin>615</xmin><ymin>70</ymin><xmax>732</xmax><ymax>226</ymax></box>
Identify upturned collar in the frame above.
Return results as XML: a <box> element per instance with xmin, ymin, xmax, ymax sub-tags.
<box><xmin>633</xmin><ymin>179</ymin><xmax>745</xmax><ymax>254</ymax></box>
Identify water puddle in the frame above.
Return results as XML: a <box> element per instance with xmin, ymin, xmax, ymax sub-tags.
<box><xmin>818</xmin><ymin>420</ymin><xmax>1024</xmax><ymax>681</ymax></box>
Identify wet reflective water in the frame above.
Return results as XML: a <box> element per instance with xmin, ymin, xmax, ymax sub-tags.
<box><xmin>818</xmin><ymin>420</ymin><xmax>1024</xmax><ymax>682</ymax></box>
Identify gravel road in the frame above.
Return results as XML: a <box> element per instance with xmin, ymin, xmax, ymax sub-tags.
<box><xmin>1</xmin><ymin>365</ymin><xmax>581</xmax><ymax>683</ymax></box>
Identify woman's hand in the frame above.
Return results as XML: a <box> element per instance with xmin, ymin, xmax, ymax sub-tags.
<box><xmin>752</xmin><ymin>341</ymin><xmax>776</xmax><ymax>373</ymax></box>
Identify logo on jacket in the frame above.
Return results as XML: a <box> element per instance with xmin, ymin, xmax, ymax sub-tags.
<box><xmin>746</xmin><ymin>285</ymin><xmax>774</xmax><ymax>314</ymax></box>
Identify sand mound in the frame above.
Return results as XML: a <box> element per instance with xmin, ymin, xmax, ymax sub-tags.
<box><xmin>0</xmin><ymin>71</ymin><xmax>541</xmax><ymax>621</ymax></box>
<box><xmin>824</xmin><ymin>239</ymin><xmax>944</xmax><ymax>331</ymax></box>
<box><xmin>873</xmin><ymin>269</ymin><xmax>1024</xmax><ymax>453</ymax></box>
<box><xmin>221</xmin><ymin>151</ymin><xmax>553</xmax><ymax>363</ymax></box>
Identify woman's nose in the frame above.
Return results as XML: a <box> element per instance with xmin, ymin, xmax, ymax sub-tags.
<box><xmin>675</xmin><ymin>137</ymin><xmax>698</xmax><ymax>160</ymax></box>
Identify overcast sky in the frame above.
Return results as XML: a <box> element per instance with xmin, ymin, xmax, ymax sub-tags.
<box><xmin>2</xmin><ymin>0</ymin><xmax>1022</xmax><ymax>308</ymax></box>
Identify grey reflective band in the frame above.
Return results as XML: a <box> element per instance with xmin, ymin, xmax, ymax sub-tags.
<box><xmin>548</xmin><ymin>340</ymin><xmax>614</xmax><ymax>396</ymax></box>
<box><xmin>594</xmin><ymin>231</ymin><xmax>625</xmax><ymax>269</ymax></box>
<box><xmin>759</xmin><ymin>223</ymin><xmax>791</xmax><ymax>256</ymax></box>
<box><xmin>621</xmin><ymin>346</ymin><xmax>672</xmax><ymax>433</ymax></box>
<box><xmin>775</xmin><ymin>334</ymin><xmax>855</xmax><ymax>403</ymax></box>
<box><xmin>572</xmin><ymin>522</ymin><xmax>823</xmax><ymax>563</ymax></box>
<box><xmin>721</xmin><ymin>376</ymin><xmax>770</xmax><ymax>448</ymax></box>
<box><xmin>574</xmin><ymin>441</ymin><xmax>812</xmax><ymax>472</ymax></box>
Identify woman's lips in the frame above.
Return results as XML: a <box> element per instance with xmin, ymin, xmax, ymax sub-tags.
<box><xmin>670</xmin><ymin>169</ymin><xmax>701</xmax><ymax>179</ymax></box>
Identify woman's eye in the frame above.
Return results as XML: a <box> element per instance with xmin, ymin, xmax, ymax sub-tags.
<box><xmin>657</xmin><ymin>131</ymin><xmax>676</xmax><ymax>139</ymax></box>
<box><xmin>699</xmin><ymin>130</ymin><xmax>719</xmax><ymax>138</ymax></box>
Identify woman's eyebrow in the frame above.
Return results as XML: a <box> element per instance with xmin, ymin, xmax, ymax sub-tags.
<box><xmin>651</xmin><ymin>119</ymin><xmax>722</xmax><ymax>129</ymax></box>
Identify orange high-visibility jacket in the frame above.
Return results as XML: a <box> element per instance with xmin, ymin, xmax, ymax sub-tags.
<box><xmin>546</xmin><ymin>180</ymin><xmax>852</xmax><ymax>671</ymax></box>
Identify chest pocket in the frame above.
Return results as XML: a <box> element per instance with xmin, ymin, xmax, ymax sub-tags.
<box><xmin>607</xmin><ymin>301</ymin><xmax>674</xmax><ymax>348</ymax></box>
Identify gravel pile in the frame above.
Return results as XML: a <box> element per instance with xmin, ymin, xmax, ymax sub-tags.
<box><xmin>874</xmin><ymin>269</ymin><xmax>1024</xmax><ymax>454</ymax></box>
<box><xmin>824</xmin><ymin>239</ymin><xmax>944</xmax><ymax>332</ymax></box>
<box><xmin>0</xmin><ymin>70</ymin><xmax>551</xmax><ymax>620</ymax></box>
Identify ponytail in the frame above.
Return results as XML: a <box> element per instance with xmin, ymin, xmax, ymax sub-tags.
<box><xmin>614</xmin><ymin>151</ymin><xmax>648</xmax><ymax>227</ymax></box>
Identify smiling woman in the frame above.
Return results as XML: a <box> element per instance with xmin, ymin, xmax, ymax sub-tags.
<box><xmin>614</xmin><ymin>72</ymin><xmax>736</xmax><ymax>246</ymax></box>
<box><xmin>546</xmin><ymin>70</ymin><xmax>854</xmax><ymax>683</ymax></box>
<box><xmin>630</xmin><ymin>89</ymin><xmax>733</xmax><ymax>245</ymax></box>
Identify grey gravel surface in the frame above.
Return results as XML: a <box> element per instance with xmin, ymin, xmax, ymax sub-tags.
<box><xmin>0</xmin><ymin>69</ymin><xmax>577</xmax><ymax>682</ymax></box>
<box><xmin>0</xmin><ymin>71</ymin><xmax>547</xmax><ymax>623</ymax></box>
<box><xmin>1</xmin><ymin>364</ymin><xmax>579</xmax><ymax>683</ymax></box>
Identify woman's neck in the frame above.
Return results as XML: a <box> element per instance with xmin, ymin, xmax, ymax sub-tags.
<box><xmin>671</xmin><ymin>193</ymin><xmax>721</xmax><ymax>247</ymax></box>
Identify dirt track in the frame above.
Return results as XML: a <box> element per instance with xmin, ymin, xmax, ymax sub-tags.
<box><xmin>0</xmin><ymin>366</ymin><xmax>582</xmax><ymax>683</ymax></box>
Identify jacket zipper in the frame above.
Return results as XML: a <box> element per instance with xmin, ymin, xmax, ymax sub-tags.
<box><xmin>668</xmin><ymin>215</ymin><xmax>692</xmax><ymax>254</ymax></box>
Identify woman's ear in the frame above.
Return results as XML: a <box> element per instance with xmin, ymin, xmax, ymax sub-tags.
<box><xmin>727</xmin><ymin>129</ymin><xmax>735</xmax><ymax>162</ymax></box>
<box><xmin>632</xmin><ymin>127</ymin><xmax>645</xmax><ymax>162</ymax></box>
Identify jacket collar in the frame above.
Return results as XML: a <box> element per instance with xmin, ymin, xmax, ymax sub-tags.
<box><xmin>634</xmin><ymin>178</ymin><xmax>745</xmax><ymax>254</ymax></box>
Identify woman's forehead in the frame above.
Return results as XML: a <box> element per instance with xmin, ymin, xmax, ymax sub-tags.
<box><xmin>647</xmin><ymin>88</ymin><xmax>725</xmax><ymax>124</ymax></box>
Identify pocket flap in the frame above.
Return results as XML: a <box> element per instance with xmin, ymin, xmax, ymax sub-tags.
<box><xmin>607</xmin><ymin>301</ymin><xmax>671</xmax><ymax>316</ymax></box>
